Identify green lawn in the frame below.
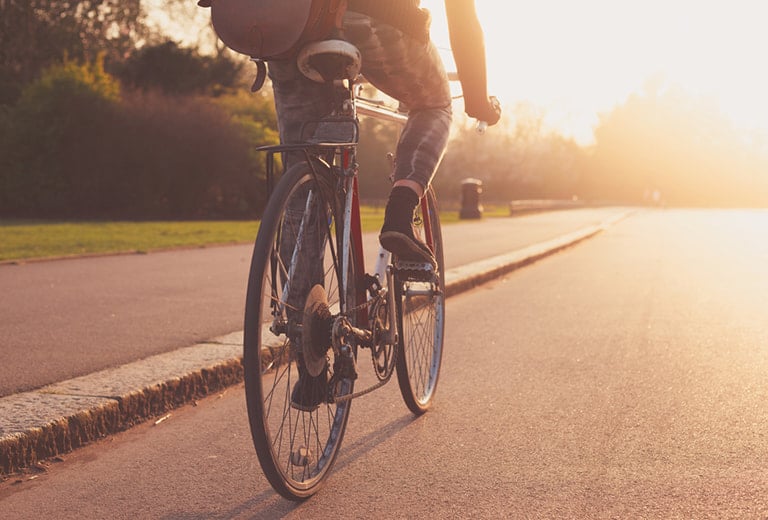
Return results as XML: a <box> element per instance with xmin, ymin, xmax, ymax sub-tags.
<box><xmin>0</xmin><ymin>205</ymin><xmax>509</xmax><ymax>262</ymax></box>
<box><xmin>0</xmin><ymin>220</ymin><xmax>263</xmax><ymax>262</ymax></box>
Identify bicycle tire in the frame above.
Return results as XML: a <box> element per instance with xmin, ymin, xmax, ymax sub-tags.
<box><xmin>394</xmin><ymin>188</ymin><xmax>446</xmax><ymax>415</ymax></box>
<box><xmin>243</xmin><ymin>160</ymin><xmax>359</xmax><ymax>500</ymax></box>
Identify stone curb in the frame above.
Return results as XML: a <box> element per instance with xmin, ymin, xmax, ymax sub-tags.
<box><xmin>0</xmin><ymin>336</ymin><xmax>244</xmax><ymax>476</ymax></box>
<box><xmin>0</xmin><ymin>211</ymin><xmax>632</xmax><ymax>477</ymax></box>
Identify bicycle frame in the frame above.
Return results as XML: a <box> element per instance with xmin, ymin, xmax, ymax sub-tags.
<box><xmin>256</xmin><ymin>81</ymin><xmax>417</xmax><ymax>308</ymax></box>
<box><xmin>245</xmin><ymin>68</ymin><xmax>449</xmax><ymax>499</ymax></box>
<box><xmin>255</xmin><ymin>76</ymin><xmax>445</xmax><ymax>371</ymax></box>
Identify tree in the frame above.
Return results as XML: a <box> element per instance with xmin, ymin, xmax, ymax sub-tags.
<box><xmin>585</xmin><ymin>85</ymin><xmax>768</xmax><ymax>206</ymax></box>
<box><xmin>0</xmin><ymin>0</ymin><xmax>145</xmax><ymax>103</ymax></box>
<box><xmin>118</xmin><ymin>40</ymin><xmax>244</xmax><ymax>95</ymax></box>
<box><xmin>144</xmin><ymin>0</ymin><xmax>222</xmax><ymax>54</ymax></box>
<box><xmin>436</xmin><ymin>105</ymin><xmax>585</xmax><ymax>204</ymax></box>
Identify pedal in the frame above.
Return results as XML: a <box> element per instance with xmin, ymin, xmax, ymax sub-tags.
<box><xmin>393</xmin><ymin>260</ymin><xmax>436</xmax><ymax>281</ymax></box>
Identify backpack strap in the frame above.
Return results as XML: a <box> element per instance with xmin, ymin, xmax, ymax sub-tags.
<box><xmin>250</xmin><ymin>60</ymin><xmax>268</xmax><ymax>92</ymax></box>
<box><xmin>347</xmin><ymin>0</ymin><xmax>431</xmax><ymax>43</ymax></box>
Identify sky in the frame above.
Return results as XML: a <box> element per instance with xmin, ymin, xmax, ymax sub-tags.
<box><xmin>423</xmin><ymin>0</ymin><xmax>768</xmax><ymax>144</ymax></box>
<box><xmin>149</xmin><ymin>0</ymin><xmax>768</xmax><ymax>146</ymax></box>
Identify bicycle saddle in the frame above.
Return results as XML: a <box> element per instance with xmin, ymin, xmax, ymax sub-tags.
<box><xmin>297</xmin><ymin>40</ymin><xmax>362</xmax><ymax>83</ymax></box>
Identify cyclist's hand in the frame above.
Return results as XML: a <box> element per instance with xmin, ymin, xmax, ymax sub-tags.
<box><xmin>466</xmin><ymin>96</ymin><xmax>501</xmax><ymax>126</ymax></box>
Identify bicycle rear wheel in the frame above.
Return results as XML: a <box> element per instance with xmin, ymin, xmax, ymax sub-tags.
<box><xmin>243</xmin><ymin>160</ymin><xmax>359</xmax><ymax>500</ymax></box>
<box><xmin>395</xmin><ymin>188</ymin><xmax>446</xmax><ymax>415</ymax></box>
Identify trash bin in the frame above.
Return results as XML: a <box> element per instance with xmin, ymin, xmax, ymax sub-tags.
<box><xmin>459</xmin><ymin>178</ymin><xmax>483</xmax><ymax>219</ymax></box>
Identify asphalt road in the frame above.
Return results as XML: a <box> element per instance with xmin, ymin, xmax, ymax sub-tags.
<box><xmin>0</xmin><ymin>208</ymin><xmax>622</xmax><ymax>397</ymax></box>
<box><xmin>2</xmin><ymin>209</ymin><xmax>767</xmax><ymax>518</ymax></box>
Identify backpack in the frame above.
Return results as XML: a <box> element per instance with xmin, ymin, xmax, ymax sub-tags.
<box><xmin>199</xmin><ymin>0</ymin><xmax>348</xmax><ymax>61</ymax></box>
<box><xmin>198</xmin><ymin>0</ymin><xmax>348</xmax><ymax>90</ymax></box>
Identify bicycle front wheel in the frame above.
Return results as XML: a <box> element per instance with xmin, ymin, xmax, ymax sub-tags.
<box><xmin>243</xmin><ymin>160</ymin><xmax>358</xmax><ymax>500</ymax></box>
<box><xmin>395</xmin><ymin>188</ymin><xmax>446</xmax><ymax>415</ymax></box>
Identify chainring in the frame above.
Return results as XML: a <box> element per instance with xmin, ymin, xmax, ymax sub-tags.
<box><xmin>370</xmin><ymin>297</ymin><xmax>396</xmax><ymax>381</ymax></box>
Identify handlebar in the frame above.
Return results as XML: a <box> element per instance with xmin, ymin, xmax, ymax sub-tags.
<box><xmin>356</xmin><ymin>85</ymin><xmax>499</xmax><ymax>135</ymax></box>
<box><xmin>476</xmin><ymin>96</ymin><xmax>500</xmax><ymax>135</ymax></box>
<box><xmin>356</xmin><ymin>97</ymin><xmax>408</xmax><ymax>126</ymax></box>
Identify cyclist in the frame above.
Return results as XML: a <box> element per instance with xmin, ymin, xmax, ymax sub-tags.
<box><xmin>205</xmin><ymin>0</ymin><xmax>501</xmax><ymax>411</ymax></box>
<box><xmin>270</xmin><ymin>0</ymin><xmax>501</xmax><ymax>268</ymax></box>
<box><xmin>274</xmin><ymin>1</ymin><xmax>500</xmax><ymax>409</ymax></box>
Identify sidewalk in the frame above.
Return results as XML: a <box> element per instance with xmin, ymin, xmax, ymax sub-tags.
<box><xmin>0</xmin><ymin>207</ymin><xmax>633</xmax><ymax>476</ymax></box>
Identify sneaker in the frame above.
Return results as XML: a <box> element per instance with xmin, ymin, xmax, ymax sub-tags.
<box><xmin>379</xmin><ymin>229</ymin><xmax>436</xmax><ymax>268</ymax></box>
<box><xmin>379</xmin><ymin>186</ymin><xmax>437</xmax><ymax>268</ymax></box>
<box><xmin>291</xmin><ymin>369</ymin><xmax>329</xmax><ymax>412</ymax></box>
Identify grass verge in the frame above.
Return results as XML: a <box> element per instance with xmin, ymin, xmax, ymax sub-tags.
<box><xmin>0</xmin><ymin>221</ymin><xmax>262</xmax><ymax>262</ymax></box>
<box><xmin>1</xmin><ymin>205</ymin><xmax>510</xmax><ymax>262</ymax></box>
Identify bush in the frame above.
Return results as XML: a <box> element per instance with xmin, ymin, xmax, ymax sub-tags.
<box><xmin>0</xmin><ymin>56</ymin><xmax>121</xmax><ymax>216</ymax></box>
<box><xmin>0</xmin><ymin>58</ymin><xmax>278</xmax><ymax>219</ymax></box>
<box><xmin>107</xmin><ymin>90</ymin><xmax>269</xmax><ymax>219</ymax></box>
<box><xmin>212</xmin><ymin>89</ymin><xmax>279</xmax><ymax>171</ymax></box>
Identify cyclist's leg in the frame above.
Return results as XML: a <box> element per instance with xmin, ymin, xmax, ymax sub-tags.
<box><xmin>341</xmin><ymin>11</ymin><xmax>452</xmax><ymax>263</ymax></box>
<box><xmin>268</xmin><ymin>61</ymin><xmax>337</xmax><ymax>168</ymax></box>
<box><xmin>244</xmin><ymin>162</ymin><xmax>354</xmax><ymax>499</ymax></box>
<box><xmin>342</xmin><ymin>10</ymin><xmax>453</xmax><ymax>188</ymax></box>
<box><xmin>268</xmin><ymin>62</ymin><xmax>339</xmax><ymax>409</ymax></box>
<box><xmin>280</xmin><ymin>183</ymin><xmax>332</xmax><ymax>412</ymax></box>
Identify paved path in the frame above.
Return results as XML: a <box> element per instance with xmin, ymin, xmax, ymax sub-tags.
<box><xmin>4</xmin><ymin>209</ymin><xmax>768</xmax><ymax>517</ymax></box>
<box><xmin>0</xmin><ymin>207</ymin><xmax>631</xmax><ymax>475</ymax></box>
<box><xmin>0</xmin><ymin>207</ymin><xmax>625</xmax><ymax>397</ymax></box>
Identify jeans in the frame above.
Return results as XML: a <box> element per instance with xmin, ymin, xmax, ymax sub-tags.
<box><xmin>268</xmin><ymin>10</ymin><xmax>453</xmax><ymax>191</ymax></box>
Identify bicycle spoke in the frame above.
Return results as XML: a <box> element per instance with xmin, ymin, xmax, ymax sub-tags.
<box><xmin>405</xmin><ymin>297</ymin><xmax>432</xmax><ymax>393</ymax></box>
<box><xmin>395</xmin><ymin>189</ymin><xmax>445</xmax><ymax>415</ymax></box>
<box><xmin>244</xmin><ymin>163</ymin><xmax>356</xmax><ymax>499</ymax></box>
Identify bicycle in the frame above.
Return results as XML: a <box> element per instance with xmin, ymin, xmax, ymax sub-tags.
<box><xmin>243</xmin><ymin>40</ymin><xmax>448</xmax><ymax>500</ymax></box>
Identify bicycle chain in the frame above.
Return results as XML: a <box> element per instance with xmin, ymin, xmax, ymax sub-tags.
<box><xmin>333</xmin><ymin>343</ymin><xmax>398</xmax><ymax>403</ymax></box>
<box><xmin>332</xmin><ymin>266</ymin><xmax>438</xmax><ymax>402</ymax></box>
<box><xmin>331</xmin><ymin>290</ymin><xmax>398</xmax><ymax>403</ymax></box>
<box><xmin>293</xmin><ymin>267</ymin><xmax>435</xmax><ymax>404</ymax></box>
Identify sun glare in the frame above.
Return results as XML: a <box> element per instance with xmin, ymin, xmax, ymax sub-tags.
<box><xmin>152</xmin><ymin>0</ymin><xmax>768</xmax><ymax>145</ymax></box>
<box><xmin>424</xmin><ymin>0</ymin><xmax>768</xmax><ymax>144</ymax></box>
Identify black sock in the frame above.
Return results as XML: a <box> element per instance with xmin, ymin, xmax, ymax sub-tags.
<box><xmin>381</xmin><ymin>186</ymin><xmax>419</xmax><ymax>234</ymax></box>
